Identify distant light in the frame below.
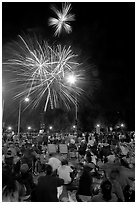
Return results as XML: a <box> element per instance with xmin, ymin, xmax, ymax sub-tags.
<box><xmin>110</xmin><ymin>127</ymin><xmax>113</xmax><ymax>131</ymax></box>
<box><xmin>39</xmin><ymin>129</ymin><xmax>44</xmax><ymax>134</ymax></box>
<box><xmin>8</xmin><ymin>126</ymin><xmax>12</xmax><ymax>131</ymax></box>
<box><xmin>49</xmin><ymin>126</ymin><xmax>53</xmax><ymax>130</ymax></box>
<box><xmin>96</xmin><ymin>124</ymin><xmax>100</xmax><ymax>127</ymax></box>
<box><xmin>121</xmin><ymin>123</ymin><xmax>124</xmax><ymax>128</ymax></box>
<box><xmin>73</xmin><ymin>125</ymin><xmax>76</xmax><ymax>129</ymax></box>
<box><xmin>24</xmin><ymin>97</ymin><xmax>30</xmax><ymax>102</ymax></box>
<box><xmin>27</xmin><ymin>126</ymin><xmax>31</xmax><ymax>130</ymax></box>
<box><xmin>66</xmin><ymin>74</ymin><xmax>76</xmax><ymax>85</ymax></box>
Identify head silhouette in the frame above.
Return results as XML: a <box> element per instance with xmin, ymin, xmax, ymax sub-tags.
<box><xmin>45</xmin><ymin>164</ymin><xmax>53</xmax><ymax>175</ymax></box>
<box><xmin>101</xmin><ymin>179</ymin><xmax>112</xmax><ymax>201</ymax></box>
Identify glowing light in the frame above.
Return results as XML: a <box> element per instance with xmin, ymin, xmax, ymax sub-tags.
<box><xmin>121</xmin><ymin>123</ymin><xmax>125</xmax><ymax>128</ymax></box>
<box><xmin>24</xmin><ymin>97</ymin><xmax>30</xmax><ymax>102</ymax></box>
<box><xmin>27</xmin><ymin>126</ymin><xmax>31</xmax><ymax>130</ymax></box>
<box><xmin>8</xmin><ymin>126</ymin><xmax>12</xmax><ymax>130</ymax></box>
<box><xmin>3</xmin><ymin>35</ymin><xmax>83</xmax><ymax>112</ymax></box>
<box><xmin>73</xmin><ymin>125</ymin><xmax>76</xmax><ymax>129</ymax></box>
<box><xmin>66</xmin><ymin>74</ymin><xmax>76</xmax><ymax>85</ymax></box>
<box><xmin>49</xmin><ymin>126</ymin><xmax>53</xmax><ymax>130</ymax></box>
<box><xmin>96</xmin><ymin>124</ymin><xmax>100</xmax><ymax>127</ymax></box>
<box><xmin>48</xmin><ymin>3</ymin><xmax>75</xmax><ymax>36</ymax></box>
<box><xmin>110</xmin><ymin>127</ymin><xmax>113</xmax><ymax>131</ymax></box>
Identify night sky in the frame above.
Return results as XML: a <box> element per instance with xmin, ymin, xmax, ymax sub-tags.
<box><xmin>2</xmin><ymin>2</ymin><xmax>135</xmax><ymax>131</ymax></box>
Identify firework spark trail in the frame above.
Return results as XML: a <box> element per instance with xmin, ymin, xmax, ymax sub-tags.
<box><xmin>3</xmin><ymin>35</ymin><xmax>84</xmax><ymax>112</ymax></box>
<box><xmin>48</xmin><ymin>3</ymin><xmax>75</xmax><ymax>36</ymax></box>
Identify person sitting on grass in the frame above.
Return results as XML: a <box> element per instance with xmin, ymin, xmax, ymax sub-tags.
<box><xmin>91</xmin><ymin>179</ymin><xmax>118</xmax><ymax>202</ymax></box>
<box><xmin>57</xmin><ymin>159</ymin><xmax>73</xmax><ymax>201</ymax></box>
<box><xmin>33</xmin><ymin>164</ymin><xmax>64</xmax><ymax>202</ymax></box>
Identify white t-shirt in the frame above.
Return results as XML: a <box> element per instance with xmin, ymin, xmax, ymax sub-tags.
<box><xmin>91</xmin><ymin>155</ymin><xmax>97</xmax><ymax>165</ymax></box>
<box><xmin>48</xmin><ymin>157</ymin><xmax>61</xmax><ymax>171</ymax></box>
<box><xmin>58</xmin><ymin>165</ymin><xmax>73</xmax><ymax>184</ymax></box>
<box><xmin>107</xmin><ymin>154</ymin><xmax>115</xmax><ymax>163</ymax></box>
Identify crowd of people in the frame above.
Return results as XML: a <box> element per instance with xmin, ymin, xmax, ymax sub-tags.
<box><xmin>2</xmin><ymin>129</ymin><xmax>135</xmax><ymax>202</ymax></box>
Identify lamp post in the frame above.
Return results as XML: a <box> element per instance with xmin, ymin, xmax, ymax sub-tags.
<box><xmin>2</xmin><ymin>99</ymin><xmax>4</xmax><ymax>121</ymax></box>
<box><xmin>8</xmin><ymin>126</ymin><xmax>12</xmax><ymax>131</ymax></box>
<box><xmin>2</xmin><ymin>86</ymin><xmax>5</xmax><ymax>129</ymax></box>
<box><xmin>66</xmin><ymin>74</ymin><xmax>78</xmax><ymax>131</ymax></box>
<box><xmin>2</xmin><ymin>99</ymin><xmax>5</xmax><ymax>131</ymax></box>
<box><xmin>96</xmin><ymin>124</ymin><xmax>101</xmax><ymax>135</ymax></box>
<box><xmin>17</xmin><ymin>97</ymin><xmax>30</xmax><ymax>137</ymax></box>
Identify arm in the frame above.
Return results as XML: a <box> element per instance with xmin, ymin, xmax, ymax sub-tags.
<box><xmin>113</xmin><ymin>180</ymin><xmax>125</xmax><ymax>202</ymax></box>
<box><xmin>56</xmin><ymin>177</ymin><xmax>64</xmax><ymax>187</ymax></box>
<box><xmin>91</xmin><ymin>195</ymin><xmax>98</xmax><ymax>202</ymax></box>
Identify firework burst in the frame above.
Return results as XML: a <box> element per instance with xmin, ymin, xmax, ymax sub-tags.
<box><xmin>3</xmin><ymin>35</ymin><xmax>84</xmax><ymax>112</ymax></box>
<box><xmin>48</xmin><ymin>3</ymin><xmax>75</xmax><ymax>36</ymax></box>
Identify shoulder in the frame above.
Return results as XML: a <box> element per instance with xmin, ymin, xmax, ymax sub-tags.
<box><xmin>113</xmin><ymin>180</ymin><xmax>122</xmax><ymax>189</ymax></box>
<box><xmin>54</xmin><ymin>177</ymin><xmax>64</xmax><ymax>185</ymax></box>
<box><xmin>111</xmin><ymin>193</ymin><xmax>118</xmax><ymax>201</ymax></box>
<box><xmin>38</xmin><ymin>176</ymin><xmax>45</xmax><ymax>182</ymax></box>
<box><xmin>58</xmin><ymin>166</ymin><xmax>63</xmax><ymax>172</ymax></box>
<box><xmin>49</xmin><ymin>157</ymin><xmax>60</xmax><ymax>162</ymax></box>
<box><xmin>66</xmin><ymin>166</ymin><xmax>73</xmax><ymax>172</ymax></box>
<box><xmin>91</xmin><ymin>194</ymin><xmax>103</xmax><ymax>202</ymax></box>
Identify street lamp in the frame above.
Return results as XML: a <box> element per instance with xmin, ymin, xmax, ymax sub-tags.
<box><xmin>27</xmin><ymin>126</ymin><xmax>32</xmax><ymax>130</ymax></box>
<box><xmin>121</xmin><ymin>123</ymin><xmax>125</xmax><ymax>128</ymax></box>
<box><xmin>2</xmin><ymin>100</ymin><xmax>5</xmax><ymax>130</ymax></box>
<box><xmin>66</xmin><ymin>74</ymin><xmax>78</xmax><ymax>129</ymax></box>
<box><xmin>8</xmin><ymin>126</ymin><xmax>12</xmax><ymax>131</ymax></box>
<box><xmin>2</xmin><ymin>99</ymin><xmax>4</xmax><ymax>121</ymax></box>
<box><xmin>66</xmin><ymin>74</ymin><xmax>77</xmax><ymax>85</ymax></box>
<box><xmin>2</xmin><ymin>86</ymin><xmax>5</xmax><ymax>128</ymax></box>
<box><xmin>18</xmin><ymin>97</ymin><xmax>30</xmax><ymax>137</ymax></box>
<box><xmin>96</xmin><ymin>124</ymin><xmax>101</xmax><ymax>134</ymax></box>
<box><xmin>25</xmin><ymin>97</ymin><xmax>30</xmax><ymax>102</ymax></box>
<box><xmin>49</xmin><ymin>126</ymin><xmax>53</xmax><ymax>130</ymax></box>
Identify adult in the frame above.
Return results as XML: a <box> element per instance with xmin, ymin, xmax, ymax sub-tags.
<box><xmin>17</xmin><ymin>163</ymin><xmax>35</xmax><ymax>196</ymax></box>
<box><xmin>48</xmin><ymin>153</ymin><xmax>61</xmax><ymax>172</ymax></box>
<box><xmin>58</xmin><ymin>159</ymin><xmax>73</xmax><ymax>201</ymax></box>
<box><xmin>78</xmin><ymin>140</ymin><xmax>87</xmax><ymax>157</ymax></box>
<box><xmin>34</xmin><ymin>164</ymin><xmax>64</xmax><ymax>202</ymax></box>
<box><xmin>109</xmin><ymin>168</ymin><xmax>125</xmax><ymax>201</ymax></box>
<box><xmin>58</xmin><ymin>159</ymin><xmax>73</xmax><ymax>184</ymax></box>
<box><xmin>91</xmin><ymin>179</ymin><xmax>118</xmax><ymax>202</ymax></box>
<box><xmin>2</xmin><ymin>177</ymin><xmax>27</xmax><ymax>202</ymax></box>
<box><xmin>76</xmin><ymin>165</ymin><xmax>93</xmax><ymax>201</ymax></box>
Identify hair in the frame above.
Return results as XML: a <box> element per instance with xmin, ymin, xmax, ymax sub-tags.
<box><xmin>45</xmin><ymin>164</ymin><xmax>53</xmax><ymax>175</ymax></box>
<box><xmin>49</xmin><ymin>152</ymin><xmax>57</xmax><ymax>157</ymax></box>
<box><xmin>2</xmin><ymin>179</ymin><xmax>26</xmax><ymax>202</ymax></box>
<box><xmin>109</xmin><ymin>168</ymin><xmax>120</xmax><ymax>180</ymax></box>
<box><xmin>101</xmin><ymin>179</ymin><xmax>112</xmax><ymax>201</ymax></box>
<box><xmin>104</xmin><ymin>157</ymin><xmax>108</xmax><ymax>163</ymax></box>
<box><xmin>61</xmin><ymin>159</ymin><xmax>68</xmax><ymax>166</ymax></box>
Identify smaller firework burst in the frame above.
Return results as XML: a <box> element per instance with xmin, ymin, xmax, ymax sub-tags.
<box><xmin>48</xmin><ymin>3</ymin><xmax>75</xmax><ymax>36</ymax></box>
